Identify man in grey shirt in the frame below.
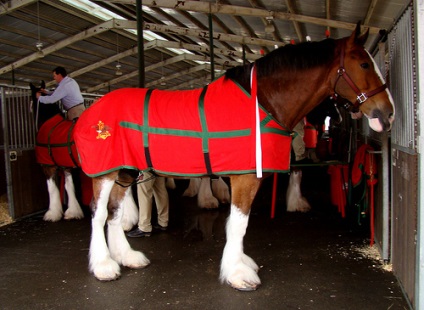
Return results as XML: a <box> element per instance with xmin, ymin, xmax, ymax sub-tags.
<box><xmin>36</xmin><ymin>66</ymin><xmax>85</xmax><ymax>120</ymax></box>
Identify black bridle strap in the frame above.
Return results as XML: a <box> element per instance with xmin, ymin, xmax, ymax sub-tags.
<box><xmin>335</xmin><ymin>45</ymin><xmax>387</xmax><ymax>107</ymax></box>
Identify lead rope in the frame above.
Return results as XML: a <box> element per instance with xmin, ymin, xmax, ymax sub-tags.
<box><xmin>114</xmin><ymin>171</ymin><xmax>157</xmax><ymax>188</ymax></box>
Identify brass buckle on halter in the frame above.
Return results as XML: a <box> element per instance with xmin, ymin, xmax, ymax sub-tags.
<box><xmin>357</xmin><ymin>93</ymin><xmax>368</xmax><ymax>104</ymax></box>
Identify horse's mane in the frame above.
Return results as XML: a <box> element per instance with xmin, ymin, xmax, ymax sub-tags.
<box><xmin>225</xmin><ymin>38</ymin><xmax>337</xmax><ymax>85</ymax></box>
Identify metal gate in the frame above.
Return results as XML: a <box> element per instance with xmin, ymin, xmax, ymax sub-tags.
<box><xmin>388</xmin><ymin>6</ymin><xmax>417</xmax><ymax>308</ymax></box>
<box><xmin>1</xmin><ymin>84</ymin><xmax>101</xmax><ymax>221</ymax></box>
<box><xmin>0</xmin><ymin>84</ymin><xmax>48</xmax><ymax>220</ymax></box>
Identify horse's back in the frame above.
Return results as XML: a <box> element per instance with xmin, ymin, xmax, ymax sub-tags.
<box><xmin>35</xmin><ymin>114</ymin><xmax>79</xmax><ymax>167</ymax></box>
<box><xmin>74</xmin><ymin>81</ymin><xmax>291</xmax><ymax>178</ymax></box>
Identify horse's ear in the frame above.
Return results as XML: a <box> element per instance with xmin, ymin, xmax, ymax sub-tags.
<box><xmin>349</xmin><ymin>21</ymin><xmax>369</xmax><ymax>46</ymax></box>
<box><xmin>30</xmin><ymin>83</ymin><xmax>35</xmax><ymax>91</ymax></box>
<box><xmin>41</xmin><ymin>80</ymin><xmax>46</xmax><ymax>89</ymax></box>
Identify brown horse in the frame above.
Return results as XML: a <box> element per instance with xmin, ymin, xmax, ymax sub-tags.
<box><xmin>73</xmin><ymin>24</ymin><xmax>394</xmax><ymax>291</ymax></box>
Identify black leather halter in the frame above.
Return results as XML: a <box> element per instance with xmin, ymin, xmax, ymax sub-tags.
<box><xmin>334</xmin><ymin>45</ymin><xmax>387</xmax><ymax>112</ymax></box>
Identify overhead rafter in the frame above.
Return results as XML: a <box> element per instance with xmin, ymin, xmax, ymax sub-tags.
<box><xmin>0</xmin><ymin>19</ymin><xmax>116</xmax><ymax>75</ymax></box>
<box><xmin>364</xmin><ymin>0</ymin><xmax>379</xmax><ymax>25</ymax></box>
<box><xmin>0</xmin><ymin>16</ymin><xmax>269</xmax><ymax>76</ymax></box>
<box><xmin>136</xmin><ymin>0</ymin><xmax>382</xmax><ymax>33</ymax></box>
<box><xmin>0</xmin><ymin>0</ymin><xmax>37</xmax><ymax>16</ymax></box>
<box><xmin>143</xmin><ymin>22</ymin><xmax>281</xmax><ymax>47</ymax></box>
<box><xmin>285</xmin><ymin>0</ymin><xmax>305</xmax><ymax>42</ymax></box>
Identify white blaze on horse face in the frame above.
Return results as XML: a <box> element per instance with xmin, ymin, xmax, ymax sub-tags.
<box><xmin>365</xmin><ymin>51</ymin><xmax>396</xmax><ymax>124</ymax></box>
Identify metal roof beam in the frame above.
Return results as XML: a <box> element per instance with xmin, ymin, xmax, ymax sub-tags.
<box><xmin>87</xmin><ymin>52</ymin><xmax>241</xmax><ymax>92</ymax></box>
<box><xmin>0</xmin><ymin>19</ymin><xmax>116</xmax><ymax>75</ymax></box>
<box><xmin>45</xmin><ymin>39</ymin><xmax>258</xmax><ymax>88</ymax></box>
<box><xmin>146</xmin><ymin>63</ymin><xmax>210</xmax><ymax>88</ymax></box>
<box><xmin>154</xmin><ymin>40</ymin><xmax>261</xmax><ymax>61</ymax></box>
<box><xmin>0</xmin><ymin>0</ymin><xmax>36</xmax><ymax>16</ymax></box>
<box><xmin>364</xmin><ymin>0</ymin><xmax>379</xmax><ymax>25</ymax></box>
<box><xmin>285</xmin><ymin>0</ymin><xmax>305</xmax><ymax>42</ymax></box>
<box><xmin>143</xmin><ymin>22</ymin><xmax>280</xmax><ymax>47</ymax></box>
<box><xmin>137</xmin><ymin>0</ymin><xmax>381</xmax><ymax>33</ymax></box>
<box><xmin>87</xmin><ymin>54</ymin><xmax>207</xmax><ymax>92</ymax></box>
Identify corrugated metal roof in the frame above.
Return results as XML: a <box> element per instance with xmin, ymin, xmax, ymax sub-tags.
<box><xmin>0</xmin><ymin>0</ymin><xmax>411</xmax><ymax>94</ymax></box>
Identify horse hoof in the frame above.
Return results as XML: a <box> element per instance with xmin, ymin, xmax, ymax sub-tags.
<box><xmin>63</xmin><ymin>213</ymin><xmax>84</xmax><ymax>220</ymax></box>
<box><xmin>228</xmin><ymin>280</ymin><xmax>259</xmax><ymax>292</ymax></box>
<box><xmin>96</xmin><ymin>274</ymin><xmax>121</xmax><ymax>282</ymax></box>
<box><xmin>94</xmin><ymin>270</ymin><xmax>121</xmax><ymax>282</ymax></box>
<box><xmin>43</xmin><ymin>211</ymin><xmax>62</xmax><ymax>222</ymax></box>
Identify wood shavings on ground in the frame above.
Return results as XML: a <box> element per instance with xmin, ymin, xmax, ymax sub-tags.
<box><xmin>354</xmin><ymin>243</ymin><xmax>393</xmax><ymax>272</ymax></box>
<box><xmin>326</xmin><ymin>239</ymin><xmax>393</xmax><ymax>272</ymax></box>
<box><xmin>0</xmin><ymin>194</ymin><xmax>13</xmax><ymax>227</ymax></box>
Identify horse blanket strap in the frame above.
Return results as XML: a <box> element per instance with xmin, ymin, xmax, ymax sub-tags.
<box><xmin>251</xmin><ymin>65</ymin><xmax>262</xmax><ymax>178</ymax></box>
<box><xmin>35</xmin><ymin>114</ymin><xmax>80</xmax><ymax>168</ymax></box>
<box><xmin>74</xmin><ymin>76</ymin><xmax>293</xmax><ymax>177</ymax></box>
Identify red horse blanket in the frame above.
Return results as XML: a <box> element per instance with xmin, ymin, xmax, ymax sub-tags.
<box><xmin>74</xmin><ymin>75</ymin><xmax>292</xmax><ymax>177</ymax></box>
<box><xmin>35</xmin><ymin>114</ymin><xmax>80</xmax><ymax>168</ymax></box>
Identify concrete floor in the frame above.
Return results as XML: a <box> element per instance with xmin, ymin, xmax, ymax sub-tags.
<box><xmin>0</xmin><ymin>169</ymin><xmax>411</xmax><ymax>310</ymax></box>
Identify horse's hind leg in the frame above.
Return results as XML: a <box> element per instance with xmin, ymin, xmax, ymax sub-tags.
<box><xmin>220</xmin><ymin>174</ymin><xmax>262</xmax><ymax>291</ymax></box>
<box><xmin>197</xmin><ymin>177</ymin><xmax>219</xmax><ymax>209</ymax></box>
<box><xmin>121</xmin><ymin>193</ymin><xmax>138</xmax><ymax>231</ymax></box>
<box><xmin>63</xmin><ymin>169</ymin><xmax>84</xmax><ymax>220</ymax></box>
<box><xmin>42</xmin><ymin>166</ymin><xmax>63</xmax><ymax>222</ymax></box>
<box><xmin>212</xmin><ymin>177</ymin><xmax>231</xmax><ymax>204</ymax></box>
<box><xmin>183</xmin><ymin>178</ymin><xmax>201</xmax><ymax>197</ymax></box>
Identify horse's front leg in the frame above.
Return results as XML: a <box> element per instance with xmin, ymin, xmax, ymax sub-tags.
<box><xmin>42</xmin><ymin>166</ymin><xmax>63</xmax><ymax>222</ymax></box>
<box><xmin>63</xmin><ymin>169</ymin><xmax>84</xmax><ymax>220</ymax></box>
<box><xmin>286</xmin><ymin>170</ymin><xmax>311</xmax><ymax>212</ymax></box>
<box><xmin>107</xmin><ymin>180</ymin><xmax>150</xmax><ymax>270</ymax></box>
<box><xmin>90</xmin><ymin>172</ymin><xmax>150</xmax><ymax>281</ymax></box>
<box><xmin>89</xmin><ymin>174</ymin><xmax>120</xmax><ymax>281</ymax></box>
<box><xmin>220</xmin><ymin>174</ymin><xmax>262</xmax><ymax>291</ymax></box>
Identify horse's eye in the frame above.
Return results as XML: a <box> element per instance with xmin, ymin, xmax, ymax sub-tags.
<box><xmin>361</xmin><ymin>63</ymin><xmax>370</xmax><ymax>69</ymax></box>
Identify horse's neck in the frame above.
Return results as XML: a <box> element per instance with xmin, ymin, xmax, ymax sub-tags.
<box><xmin>257</xmin><ymin>69</ymin><xmax>332</xmax><ymax>130</ymax></box>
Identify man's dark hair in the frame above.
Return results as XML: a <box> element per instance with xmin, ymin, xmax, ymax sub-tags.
<box><xmin>53</xmin><ymin>66</ymin><xmax>67</xmax><ymax>77</ymax></box>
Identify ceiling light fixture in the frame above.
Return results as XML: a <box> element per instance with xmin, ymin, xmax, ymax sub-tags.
<box><xmin>115</xmin><ymin>63</ymin><xmax>123</xmax><ymax>76</ymax></box>
<box><xmin>115</xmin><ymin>34</ymin><xmax>123</xmax><ymax>76</ymax></box>
<box><xmin>160</xmin><ymin>52</ymin><xmax>166</xmax><ymax>86</ymax></box>
<box><xmin>35</xmin><ymin>0</ymin><xmax>44</xmax><ymax>55</ymax></box>
<box><xmin>265</xmin><ymin>16</ymin><xmax>275</xmax><ymax>34</ymax></box>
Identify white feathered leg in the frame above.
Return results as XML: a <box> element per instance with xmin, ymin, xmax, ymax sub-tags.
<box><xmin>166</xmin><ymin>178</ymin><xmax>176</xmax><ymax>189</ymax></box>
<box><xmin>108</xmin><ymin>188</ymin><xmax>150</xmax><ymax>269</ymax></box>
<box><xmin>89</xmin><ymin>178</ymin><xmax>121</xmax><ymax>281</ymax></box>
<box><xmin>43</xmin><ymin>177</ymin><xmax>63</xmax><ymax>222</ymax></box>
<box><xmin>121</xmin><ymin>193</ymin><xmax>138</xmax><ymax>231</ymax></box>
<box><xmin>220</xmin><ymin>205</ymin><xmax>260</xmax><ymax>291</ymax></box>
<box><xmin>198</xmin><ymin>177</ymin><xmax>219</xmax><ymax>209</ymax></box>
<box><xmin>63</xmin><ymin>170</ymin><xmax>84</xmax><ymax>220</ymax></box>
<box><xmin>212</xmin><ymin>177</ymin><xmax>231</xmax><ymax>204</ymax></box>
<box><xmin>286</xmin><ymin>170</ymin><xmax>311</xmax><ymax>212</ymax></box>
<box><xmin>183</xmin><ymin>178</ymin><xmax>201</xmax><ymax>197</ymax></box>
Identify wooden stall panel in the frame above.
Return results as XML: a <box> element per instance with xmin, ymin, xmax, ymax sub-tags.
<box><xmin>392</xmin><ymin>149</ymin><xmax>417</xmax><ymax>307</ymax></box>
<box><xmin>9</xmin><ymin>150</ymin><xmax>49</xmax><ymax>219</ymax></box>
